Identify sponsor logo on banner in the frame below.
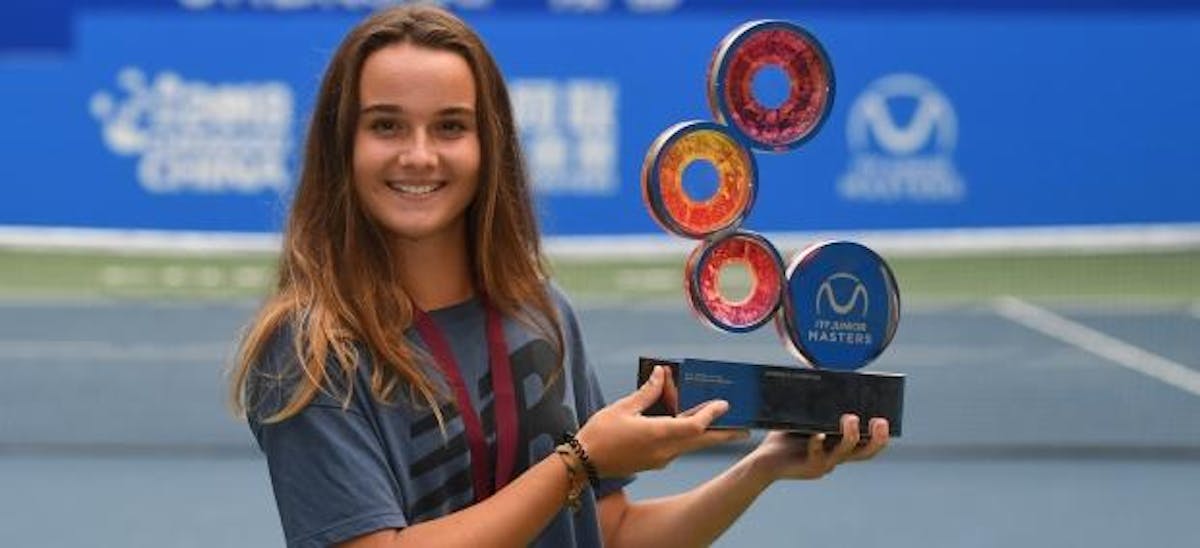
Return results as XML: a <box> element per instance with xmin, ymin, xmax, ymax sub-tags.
<box><xmin>510</xmin><ymin>78</ymin><xmax>619</xmax><ymax>195</ymax></box>
<box><xmin>837</xmin><ymin>73</ymin><xmax>965</xmax><ymax>203</ymax></box>
<box><xmin>89</xmin><ymin>67</ymin><xmax>294</xmax><ymax>195</ymax></box>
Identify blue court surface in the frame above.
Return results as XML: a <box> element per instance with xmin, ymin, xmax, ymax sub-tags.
<box><xmin>1</xmin><ymin>298</ymin><xmax>1198</xmax><ymax>547</ymax></box>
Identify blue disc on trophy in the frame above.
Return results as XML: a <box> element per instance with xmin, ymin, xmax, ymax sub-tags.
<box><xmin>776</xmin><ymin>241</ymin><xmax>900</xmax><ymax>371</ymax></box>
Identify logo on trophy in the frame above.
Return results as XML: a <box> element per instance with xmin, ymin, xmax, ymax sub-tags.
<box><xmin>636</xmin><ymin>20</ymin><xmax>905</xmax><ymax>438</ymax></box>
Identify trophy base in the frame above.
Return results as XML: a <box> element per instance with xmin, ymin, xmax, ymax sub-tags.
<box><xmin>637</xmin><ymin>357</ymin><xmax>904</xmax><ymax>437</ymax></box>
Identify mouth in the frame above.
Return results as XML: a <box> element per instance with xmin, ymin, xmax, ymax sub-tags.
<box><xmin>386</xmin><ymin>180</ymin><xmax>446</xmax><ymax>196</ymax></box>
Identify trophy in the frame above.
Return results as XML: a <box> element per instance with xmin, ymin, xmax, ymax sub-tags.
<box><xmin>636</xmin><ymin>20</ymin><xmax>905</xmax><ymax>438</ymax></box>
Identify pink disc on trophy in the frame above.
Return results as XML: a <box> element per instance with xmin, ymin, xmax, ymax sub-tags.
<box><xmin>642</xmin><ymin>121</ymin><xmax>757</xmax><ymax>239</ymax></box>
<box><xmin>707</xmin><ymin>20</ymin><xmax>834</xmax><ymax>152</ymax></box>
<box><xmin>685</xmin><ymin>230</ymin><xmax>784</xmax><ymax>333</ymax></box>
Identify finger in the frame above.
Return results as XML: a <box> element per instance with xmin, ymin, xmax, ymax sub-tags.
<box><xmin>636</xmin><ymin>410</ymin><xmax>745</xmax><ymax>435</ymax></box>
<box><xmin>653</xmin><ymin>399</ymin><xmax>729</xmax><ymax>439</ymax></box>
<box><xmin>827</xmin><ymin>415</ymin><xmax>861</xmax><ymax>463</ymax></box>
<box><xmin>662</xmin><ymin>372</ymin><xmax>679</xmax><ymax>413</ymax></box>
<box><xmin>850</xmin><ymin>418</ymin><xmax>891</xmax><ymax>461</ymax></box>
<box><xmin>806</xmin><ymin>432</ymin><xmax>826</xmax><ymax>462</ymax></box>
<box><xmin>676</xmin><ymin>401</ymin><xmax>709</xmax><ymax>417</ymax></box>
<box><xmin>683</xmin><ymin>399</ymin><xmax>730</xmax><ymax>427</ymax></box>
<box><xmin>619</xmin><ymin>365</ymin><xmax>665</xmax><ymax>412</ymax></box>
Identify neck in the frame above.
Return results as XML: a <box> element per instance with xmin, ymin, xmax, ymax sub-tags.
<box><xmin>394</xmin><ymin>228</ymin><xmax>475</xmax><ymax>311</ymax></box>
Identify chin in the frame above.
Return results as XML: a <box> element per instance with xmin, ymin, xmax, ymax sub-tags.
<box><xmin>379</xmin><ymin>217</ymin><xmax>467</xmax><ymax>245</ymax></box>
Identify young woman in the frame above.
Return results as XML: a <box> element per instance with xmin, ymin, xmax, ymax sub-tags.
<box><xmin>230</xmin><ymin>5</ymin><xmax>889</xmax><ymax>547</ymax></box>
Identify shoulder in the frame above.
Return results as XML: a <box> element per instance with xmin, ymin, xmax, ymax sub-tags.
<box><xmin>244</xmin><ymin>318</ymin><xmax>368</xmax><ymax>423</ymax></box>
<box><xmin>543</xmin><ymin>280</ymin><xmax>581</xmax><ymax>325</ymax></box>
<box><xmin>247</xmin><ymin>320</ymin><xmax>303</xmax><ymax>379</ymax></box>
<box><xmin>250</xmin><ymin>317</ymin><xmax>367</xmax><ymax>377</ymax></box>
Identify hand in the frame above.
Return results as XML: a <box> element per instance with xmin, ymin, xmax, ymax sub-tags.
<box><xmin>749</xmin><ymin>415</ymin><xmax>889</xmax><ymax>482</ymax></box>
<box><xmin>576</xmin><ymin>366</ymin><xmax>749</xmax><ymax>478</ymax></box>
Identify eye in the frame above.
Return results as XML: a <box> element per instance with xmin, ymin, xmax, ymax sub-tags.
<box><xmin>435</xmin><ymin>119</ymin><xmax>470</xmax><ymax>138</ymax></box>
<box><xmin>368</xmin><ymin>118</ymin><xmax>400</xmax><ymax>136</ymax></box>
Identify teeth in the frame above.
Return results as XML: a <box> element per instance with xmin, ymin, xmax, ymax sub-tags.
<box><xmin>388</xmin><ymin>182</ymin><xmax>441</xmax><ymax>195</ymax></box>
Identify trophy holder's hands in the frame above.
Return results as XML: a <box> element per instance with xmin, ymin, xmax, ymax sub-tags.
<box><xmin>576</xmin><ymin>365</ymin><xmax>750</xmax><ymax>478</ymax></box>
<box><xmin>748</xmin><ymin>415</ymin><xmax>890</xmax><ymax>481</ymax></box>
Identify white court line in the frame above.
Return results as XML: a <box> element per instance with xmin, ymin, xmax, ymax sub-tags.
<box><xmin>993</xmin><ymin>296</ymin><xmax>1200</xmax><ymax>398</ymax></box>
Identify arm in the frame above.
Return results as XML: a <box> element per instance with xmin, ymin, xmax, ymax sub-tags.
<box><xmin>341</xmin><ymin>365</ymin><xmax>746</xmax><ymax>547</ymax></box>
<box><xmin>597</xmin><ymin>416</ymin><xmax>891</xmax><ymax>548</ymax></box>
<box><xmin>595</xmin><ymin>458</ymin><xmax>769</xmax><ymax>548</ymax></box>
<box><xmin>338</xmin><ymin>451</ymin><xmax>573</xmax><ymax>547</ymax></box>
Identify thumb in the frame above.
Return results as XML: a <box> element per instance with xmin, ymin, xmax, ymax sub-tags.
<box><xmin>620</xmin><ymin>365</ymin><xmax>666</xmax><ymax>412</ymax></box>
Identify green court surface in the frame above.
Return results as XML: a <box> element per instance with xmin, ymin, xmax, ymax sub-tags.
<box><xmin>0</xmin><ymin>248</ymin><xmax>1197</xmax><ymax>303</ymax></box>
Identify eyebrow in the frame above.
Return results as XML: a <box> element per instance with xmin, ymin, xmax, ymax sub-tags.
<box><xmin>359</xmin><ymin>104</ymin><xmax>475</xmax><ymax>117</ymax></box>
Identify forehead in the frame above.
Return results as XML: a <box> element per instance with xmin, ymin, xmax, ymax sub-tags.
<box><xmin>358</xmin><ymin>42</ymin><xmax>476</xmax><ymax>108</ymax></box>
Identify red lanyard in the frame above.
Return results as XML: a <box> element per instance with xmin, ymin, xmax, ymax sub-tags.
<box><xmin>413</xmin><ymin>302</ymin><xmax>519</xmax><ymax>503</ymax></box>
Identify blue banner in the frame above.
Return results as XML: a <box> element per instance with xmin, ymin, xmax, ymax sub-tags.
<box><xmin>1</xmin><ymin>8</ymin><xmax>1198</xmax><ymax>237</ymax></box>
<box><xmin>7</xmin><ymin>1</ymin><xmax>1200</xmax><ymax>52</ymax></box>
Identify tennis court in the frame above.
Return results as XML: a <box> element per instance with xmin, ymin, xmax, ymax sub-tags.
<box><xmin>1</xmin><ymin>251</ymin><xmax>1197</xmax><ymax>547</ymax></box>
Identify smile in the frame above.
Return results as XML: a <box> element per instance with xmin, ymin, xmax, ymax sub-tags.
<box><xmin>386</xmin><ymin>180</ymin><xmax>446</xmax><ymax>195</ymax></box>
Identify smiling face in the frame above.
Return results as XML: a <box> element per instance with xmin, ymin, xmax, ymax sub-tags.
<box><xmin>352</xmin><ymin>42</ymin><xmax>481</xmax><ymax>249</ymax></box>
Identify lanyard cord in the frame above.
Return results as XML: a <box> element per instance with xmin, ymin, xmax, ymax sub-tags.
<box><xmin>413</xmin><ymin>301</ymin><xmax>519</xmax><ymax>502</ymax></box>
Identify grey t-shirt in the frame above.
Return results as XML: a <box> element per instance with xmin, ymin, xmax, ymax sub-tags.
<box><xmin>248</xmin><ymin>288</ymin><xmax>632</xmax><ymax>547</ymax></box>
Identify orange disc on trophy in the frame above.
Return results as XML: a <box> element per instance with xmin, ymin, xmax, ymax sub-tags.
<box><xmin>641</xmin><ymin>121</ymin><xmax>757</xmax><ymax>239</ymax></box>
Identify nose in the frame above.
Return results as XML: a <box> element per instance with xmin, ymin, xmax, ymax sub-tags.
<box><xmin>399</xmin><ymin>130</ymin><xmax>437</xmax><ymax>170</ymax></box>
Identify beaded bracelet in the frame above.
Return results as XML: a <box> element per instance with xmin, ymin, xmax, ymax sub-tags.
<box><xmin>560</xmin><ymin>432</ymin><xmax>599</xmax><ymax>487</ymax></box>
<box><xmin>554</xmin><ymin>445</ymin><xmax>586</xmax><ymax>512</ymax></box>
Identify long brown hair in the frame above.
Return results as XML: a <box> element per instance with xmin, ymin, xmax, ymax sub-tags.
<box><xmin>230</xmin><ymin>5</ymin><xmax>561</xmax><ymax>423</ymax></box>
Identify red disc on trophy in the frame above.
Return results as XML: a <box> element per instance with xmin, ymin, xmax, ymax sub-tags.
<box><xmin>707</xmin><ymin>20</ymin><xmax>834</xmax><ymax>152</ymax></box>
<box><xmin>686</xmin><ymin>230</ymin><xmax>784</xmax><ymax>333</ymax></box>
<box><xmin>642</xmin><ymin>121</ymin><xmax>757</xmax><ymax>239</ymax></box>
